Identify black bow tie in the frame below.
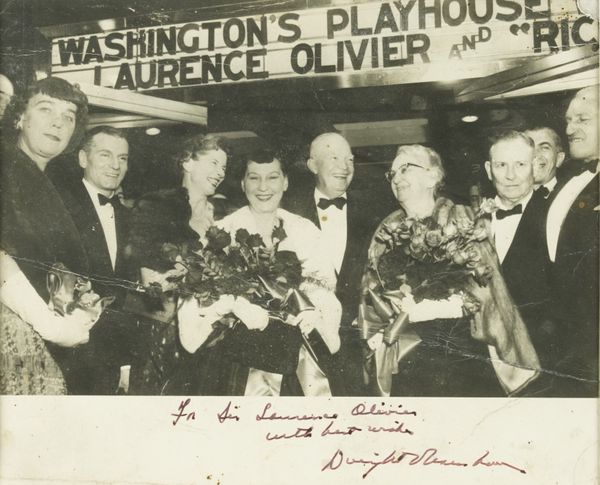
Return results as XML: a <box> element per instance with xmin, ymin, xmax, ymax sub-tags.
<box><xmin>317</xmin><ymin>197</ymin><xmax>346</xmax><ymax>210</ymax></box>
<box><xmin>536</xmin><ymin>186</ymin><xmax>550</xmax><ymax>199</ymax></box>
<box><xmin>98</xmin><ymin>193</ymin><xmax>120</xmax><ymax>208</ymax></box>
<box><xmin>572</xmin><ymin>159</ymin><xmax>599</xmax><ymax>176</ymax></box>
<box><xmin>496</xmin><ymin>204</ymin><xmax>522</xmax><ymax>220</ymax></box>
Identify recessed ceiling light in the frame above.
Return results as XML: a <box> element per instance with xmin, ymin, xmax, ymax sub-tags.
<box><xmin>98</xmin><ymin>19</ymin><xmax>117</xmax><ymax>31</ymax></box>
<box><xmin>461</xmin><ymin>115</ymin><xmax>479</xmax><ymax>123</ymax></box>
<box><xmin>146</xmin><ymin>127</ymin><xmax>160</xmax><ymax>136</ymax></box>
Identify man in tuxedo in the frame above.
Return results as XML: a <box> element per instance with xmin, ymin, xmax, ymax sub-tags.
<box><xmin>284</xmin><ymin>132</ymin><xmax>386</xmax><ymax>395</ymax></box>
<box><xmin>485</xmin><ymin>131</ymin><xmax>555</xmax><ymax>394</ymax></box>
<box><xmin>50</xmin><ymin>125</ymin><xmax>133</xmax><ymax>394</ymax></box>
<box><xmin>524</xmin><ymin>126</ymin><xmax>565</xmax><ymax>198</ymax></box>
<box><xmin>546</xmin><ymin>86</ymin><xmax>599</xmax><ymax>396</ymax></box>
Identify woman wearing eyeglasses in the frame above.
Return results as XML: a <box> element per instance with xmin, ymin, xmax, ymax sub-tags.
<box><xmin>359</xmin><ymin>144</ymin><xmax>540</xmax><ymax>397</ymax></box>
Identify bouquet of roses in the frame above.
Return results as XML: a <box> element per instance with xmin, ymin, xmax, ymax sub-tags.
<box><xmin>148</xmin><ymin>221</ymin><xmax>321</xmax><ymax>352</ymax></box>
<box><xmin>360</xmin><ymin>213</ymin><xmax>493</xmax><ymax>350</ymax></box>
<box><xmin>156</xmin><ymin>222</ymin><xmax>302</xmax><ymax>305</ymax></box>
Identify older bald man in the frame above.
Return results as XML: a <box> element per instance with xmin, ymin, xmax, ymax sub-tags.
<box><xmin>284</xmin><ymin>132</ymin><xmax>390</xmax><ymax>395</ymax></box>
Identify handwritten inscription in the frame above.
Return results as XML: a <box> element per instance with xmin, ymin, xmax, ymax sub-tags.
<box><xmin>171</xmin><ymin>398</ymin><xmax>196</xmax><ymax>426</ymax></box>
<box><xmin>256</xmin><ymin>402</ymin><xmax>338</xmax><ymax>421</ymax></box>
<box><xmin>168</xmin><ymin>398</ymin><xmax>528</xmax><ymax>477</ymax></box>
<box><xmin>322</xmin><ymin>448</ymin><xmax>526</xmax><ymax>478</ymax></box>
<box><xmin>217</xmin><ymin>401</ymin><xmax>240</xmax><ymax>424</ymax></box>
<box><xmin>351</xmin><ymin>402</ymin><xmax>417</xmax><ymax>417</ymax></box>
<box><xmin>266</xmin><ymin>427</ymin><xmax>314</xmax><ymax>441</ymax></box>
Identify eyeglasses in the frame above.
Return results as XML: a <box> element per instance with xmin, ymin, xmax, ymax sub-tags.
<box><xmin>385</xmin><ymin>163</ymin><xmax>430</xmax><ymax>182</ymax></box>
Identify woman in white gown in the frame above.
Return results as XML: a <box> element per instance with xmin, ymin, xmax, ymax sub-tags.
<box><xmin>179</xmin><ymin>148</ymin><xmax>341</xmax><ymax>396</ymax></box>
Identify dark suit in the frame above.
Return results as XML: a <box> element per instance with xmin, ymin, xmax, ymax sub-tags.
<box><xmin>548</xmin><ymin>172</ymin><xmax>599</xmax><ymax>396</ymax></box>
<box><xmin>49</xmin><ymin>175</ymin><xmax>135</xmax><ymax>394</ymax></box>
<box><xmin>496</xmin><ymin>191</ymin><xmax>558</xmax><ymax>395</ymax></box>
<box><xmin>284</xmin><ymin>185</ymin><xmax>390</xmax><ymax>395</ymax></box>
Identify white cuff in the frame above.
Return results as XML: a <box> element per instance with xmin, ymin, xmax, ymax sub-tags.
<box><xmin>405</xmin><ymin>294</ymin><xmax>464</xmax><ymax>323</ymax></box>
<box><xmin>0</xmin><ymin>268</ymin><xmax>56</xmax><ymax>339</ymax></box>
<box><xmin>178</xmin><ymin>298</ymin><xmax>219</xmax><ymax>353</ymax></box>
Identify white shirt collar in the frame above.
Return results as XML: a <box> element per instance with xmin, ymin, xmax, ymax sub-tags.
<box><xmin>82</xmin><ymin>178</ymin><xmax>115</xmax><ymax>207</ymax></box>
<box><xmin>494</xmin><ymin>189</ymin><xmax>534</xmax><ymax>211</ymax></box>
<box><xmin>543</xmin><ymin>177</ymin><xmax>557</xmax><ymax>192</ymax></box>
<box><xmin>313</xmin><ymin>188</ymin><xmax>348</xmax><ymax>205</ymax></box>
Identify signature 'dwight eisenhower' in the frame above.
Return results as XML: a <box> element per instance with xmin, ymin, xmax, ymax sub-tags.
<box><xmin>322</xmin><ymin>448</ymin><xmax>527</xmax><ymax>478</ymax></box>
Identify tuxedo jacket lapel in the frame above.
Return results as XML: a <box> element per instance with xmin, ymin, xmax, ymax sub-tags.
<box><xmin>555</xmin><ymin>173</ymin><xmax>599</xmax><ymax>258</ymax></box>
<box><xmin>56</xmin><ymin>179</ymin><xmax>131</xmax><ymax>283</ymax></box>
<box><xmin>74</xmin><ymin>182</ymin><xmax>115</xmax><ymax>278</ymax></box>
<box><xmin>112</xmin><ymin>202</ymin><xmax>130</xmax><ymax>277</ymax></box>
<box><xmin>501</xmin><ymin>194</ymin><xmax>546</xmax><ymax>269</ymax></box>
<box><xmin>305</xmin><ymin>192</ymin><xmax>321</xmax><ymax>229</ymax></box>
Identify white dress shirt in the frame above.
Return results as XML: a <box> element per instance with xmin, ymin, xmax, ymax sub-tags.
<box><xmin>489</xmin><ymin>190</ymin><xmax>537</xmax><ymax>393</ymax></box>
<box><xmin>82</xmin><ymin>178</ymin><xmax>118</xmax><ymax>270</ymax></box>
<box><xmin>313</xmin><ymin>188</ymin><xmax>348</xmax><ymax>274</ymax></box>
<box><xmin>490</xmin><ymin>191</ymin><xmax>533</xmax><ymax>264</ymax></box>
<box><xmin>543</xmin><ymin>176</ymin><xmax>557</xmax><ymax>194</ymax></box>
<box><xmin>546</xmin><ymin>168</ymin><xmax>598</xmax><ymax>262</ymax></box>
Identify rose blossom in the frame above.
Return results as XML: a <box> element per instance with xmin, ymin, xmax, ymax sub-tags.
<box><xmin>425</xmin><ymin>229</ymin><xmax>444</xmax><ymax>247</ymax></box>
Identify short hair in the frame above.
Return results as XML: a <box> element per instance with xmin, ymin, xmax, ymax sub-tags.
<box><xmin>81</xmin><ymin>125</ymin><xmax>128</xmax><ymax>153</ymax></box>
<box><xmin>394</xmin><ymin>144</ymin><xmax>445</xmax><ymax>194</ymax></box>
<box><xmin>488</xmin><ymin>130</ymin><xmax>534</xmax><ymax>159</ymax></box>
<box><xmin>175</xmin><ymin>133</ymin><xmax>228</xmax><ymax>176</ymax></box>
<box><xmin>2</xmin><ymin>76</ymin><xmax>89</xmax><ymax>153</ymax></box>
<box><xmin>524</xmin><ymin>126</ymin><xmax>563</xmax><ymax>152</ymax></box>
<box><xmin>243</xmin><ymin>147</ymin><xmax>288</xmax><ymax>176</ymax></box>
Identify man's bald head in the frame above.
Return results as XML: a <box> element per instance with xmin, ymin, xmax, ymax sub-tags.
<box><xmin>308</xmin><ymin>132</ymin><xmax>354</xmax><ymax>198</ymax></box>
<box><xmin>565</xmin><ymin>86</ymin><xmax>599</xmax><ymax>162</ymax></box>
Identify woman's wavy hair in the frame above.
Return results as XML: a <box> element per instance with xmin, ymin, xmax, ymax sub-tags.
<box><xmin>394</xmin><ymin>144</ymin><xmax>446</xmax><ymax>196</ymax></box>
<box><xmin>2</xmin><ymin>77</ymin><xmax>89</xmax><ymax>153</ymax></box>
<box><xmin>175</xmin><ymin>133</ymin><xmax>229</xmax><ymax>178</ymax></box>
<box><xmin>242</xmin><ymin>146</ymin><xmax>289</xmax><ymax>176</ymax></box>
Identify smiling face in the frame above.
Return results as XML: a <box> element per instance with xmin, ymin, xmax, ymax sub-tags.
<box><xmin>182</xmin><ymin>148</ymin><xmax>227</xmax><ymax>197</ymax></box>
<box><xmin>389</xmin><ymin>150</ymin><xmax>438</xmax><ymax>205</ymax></box>
<box><xmin>485</xmin><ymin>138</ymin><xmax>534</xmax><ymax>206</ymax></box>
<box><xmin>17</xmin><ymin>93</ymin><xmax>77</xmax><ymax>167</ymax></box>
<box><xmin>524</xmin><ymin>128</ymin><xmax>565</xmax><ymax>186</ymax></box>
<box><xmin>79</xmin><ymin>133</ymin><xmax>129</xmax><ymax>196</ymax></box>
<box><xmin>308</xmin><ymin>133</ymin><xmax>354</xmax><ymax>198</ymax></box>
<box><xmin>565</xmin><ymin>88</ymin><xmax>599</xmax><ymax>162</ymax></box>
<box><xmin>242</xmin><ymin>159</ymin><xmax>288</xmax><ymax>215</ymax></box>
<box><xmin>0</xmin><ymin>74</ymin><xmax>14</xmax><ymax>119</ymax></box>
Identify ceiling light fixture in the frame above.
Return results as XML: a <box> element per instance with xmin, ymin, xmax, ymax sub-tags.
<box><xmin>461</xmin><ymin>115</ymin><xmax>479</xmax><ymax>123</ymax></box>
<box><xmin>146</xmin><ymin>127</ymin><xmax>161</xmax><ymax>136</ymax></box>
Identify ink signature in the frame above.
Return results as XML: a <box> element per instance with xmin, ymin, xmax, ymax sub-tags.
<box><xmin>322</xmin><ymin>448</ymin><xmax>527</xmax><ymax>478</ymax></box>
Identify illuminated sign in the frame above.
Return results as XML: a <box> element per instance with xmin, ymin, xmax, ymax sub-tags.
<box><xmin>51</xmin><ymin>0</ymin><xmax>598</xmax><ymax>90</ymax></box>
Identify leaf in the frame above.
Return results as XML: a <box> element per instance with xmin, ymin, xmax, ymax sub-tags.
<box><xmin>271</xmin><ymin>221</ymin><xmax>287</xmax><ymax>242</ymax></box>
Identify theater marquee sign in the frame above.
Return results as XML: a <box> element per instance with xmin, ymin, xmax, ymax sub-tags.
<box><xmin>51</xmin><ymin>0</ymin><xmax>598</xmax><ymax>91</ymax></box>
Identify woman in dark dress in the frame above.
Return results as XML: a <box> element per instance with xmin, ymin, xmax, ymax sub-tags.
<box><xmin>127</xmin><ymin>134</ymin><xmax>229</xmax><ymax>394</ymax></box>
<box><xmin>359</xmin><ymin>144</ymin><xmax>540</xmax><ymax>397</ymax></box>
<box><xmin>0</xmin><ymin>77</ymin><xmax>96</xmax><ymax>394</ymax></box>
